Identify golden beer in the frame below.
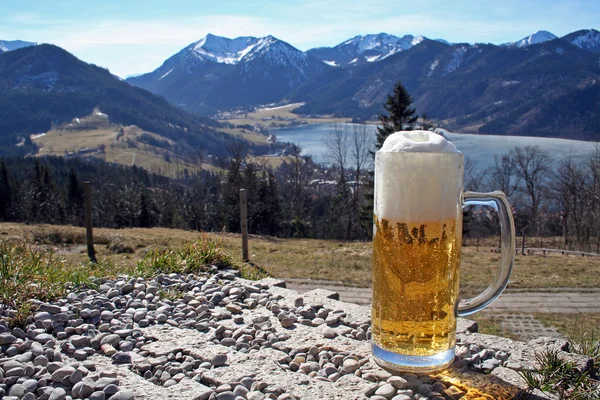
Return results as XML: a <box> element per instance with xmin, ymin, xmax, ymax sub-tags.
<box><xmin>372</xmin><ymin>131</ymin><xmax>515</xmax><ymax>373</ymax></box>
<box><xmin>372</xmin><ymin>217</ymin><xmax>461</xmax><ymax>357</ymax></box>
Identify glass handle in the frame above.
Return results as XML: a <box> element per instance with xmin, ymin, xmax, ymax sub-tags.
<box><xmin>458</xmin><ymin>191</ymin><xmax>516</xmax><ymax>316</ymax></box>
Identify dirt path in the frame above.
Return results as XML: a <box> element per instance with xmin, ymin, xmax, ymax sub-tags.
<box><xmin>285</xmin><ymin>279</ymin><xmax>600</xmax><ymax>313</ymax></box>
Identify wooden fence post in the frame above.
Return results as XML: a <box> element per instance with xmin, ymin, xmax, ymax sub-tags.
<box><xmin>521</xmin><ymin>228</ymin><xmax>526</xmax><ymax>256</ymax></box>
<box><xmin>240</xmin><ymin>189</ymin><xmax>249</xmax><ymax>262</ymax></box>
<box><xmin>84</xmin><ymin>181</ymin><xmax>97</xmax><ymax>263</ymax></box>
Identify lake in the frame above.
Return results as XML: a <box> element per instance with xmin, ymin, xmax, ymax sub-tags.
<box><xmin>274</xmin><ymin>123</ymin><xmax>599</xmax><ymax>171</ymax></box>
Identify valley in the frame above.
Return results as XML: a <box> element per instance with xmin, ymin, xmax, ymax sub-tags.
<box><xmin>125</xmin><ymin>29</ymin><xmax>600</xmax><ymax>141</ymax></box>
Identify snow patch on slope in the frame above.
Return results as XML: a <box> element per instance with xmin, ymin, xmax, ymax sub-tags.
<box><xmin>0</xmin><ymin>40</ymin><xmax>37</xmax><ymax>52</ymax></box>
<box><xmin>191</xmin><ymin>34</ymin><xmax>260</xmax><ymax>64</ymax></box>
<box><xmin>428</xmin><ymin>59</ymin><xmax>440</xmax><ymax>77</ymax></box>
<box><xmin>411</xmin><ymin>35</ymin><xmax>425</xmax><ymax>46</ymax></box>
<box><xmin>444</xmin><ymin>46</ymin><xmax>467</xmax><ymax>74</ymax></box>
<box><xmin>504</xmin><ymin>30</ymin><xmax>557</xmax><ymax>48</ymax></box>
<box><xmin>159</xmin><ymin>68</ymin><xmax>174</xmax><ymax>80</ymax></box>
<box><xmin>567</xmin><ymin>29</ymin><xmax>600</xmax><ymax>51</ymax></box>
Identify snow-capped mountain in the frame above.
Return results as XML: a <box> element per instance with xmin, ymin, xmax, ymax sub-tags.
<box><xmin>502</xmin><ymin>30</ymin><xmax>558</xmax><ymax>48</ymax></box>
<box><xmin>127</xmin><ymin>34</ymin><xmax>328</xmax><ymax>113</ymax></box>
<box><xmin>562</xmin><ymin>29</ymin><xmax>600</xmax><ymax>52</ymax></box>
<box><xmin>0</xmin><ymin>40</ymin><xmax>37</xmax><ymax>53</ymax></box>
<box><xmin>187</xmin><ymin>34</ymin><xmax>261</xmax><ymax>64</ymax></box>
<box><xmin>307</xmin><ymin>33</ymin><xmax>431</xmax><ymax>66</ymax></box>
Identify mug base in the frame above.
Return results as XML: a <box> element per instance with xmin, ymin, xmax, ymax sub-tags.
<box><xmin>372</xmin><ymin>342</ymin><xmax>454</xmax><ymax>373</ymax></box>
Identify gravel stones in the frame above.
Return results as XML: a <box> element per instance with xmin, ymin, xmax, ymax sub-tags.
<box><xmin>0</xmin><ymin>270</ymin><xmax>579</xmax><ymax>400</ymax></box>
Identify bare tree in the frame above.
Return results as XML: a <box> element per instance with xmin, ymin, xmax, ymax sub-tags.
<box><xmin>552</xmin><ymin>155</ymin><xmax>585</xmax><ymax>249</ymax></box>
<box><xmin>349</xmin><ymin>124</ymin><xmax>373</xmax><ymax>191</ymax></box>
<box><xmin>226</xmin><ymin>136</ymin><xmax>248</xmax><ymax>173</ymax></box>
<box><xmin>324</xmin><ymin>124</ymin><xmax>349</xmax><ymax>183</ymax></box>
<box><xmin>324</xmin><ymin>123</ymin><xmax>372</xmax><ymax>240</ymax></box>
<box><xmin>464</xmin><ymin>156</ymin><xmax>483</xmax><ymax>192</ymax></box>
<box><xmin>278</xmin><ymin>144</ymin><xmax>314</xmax><ymax>237</ymax></box>
<box><xmin>510</xmin><ymin>146</ymin><xmax>551</xmax><ymax>235</ymax></box>
<box><xmin>583</xmin><ymin>146</ymin><xmax>600</xmax><ymax>251</ymax></box>
<box><xmin>484</xmin><ymin>154</ymin><xmax>520</xmax><ymax>201</ymax></box>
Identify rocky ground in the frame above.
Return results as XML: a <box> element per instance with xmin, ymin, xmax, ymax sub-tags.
<box><xmin>0</xmin><ymin>269</ymin><xmax>596</xmax><ymax>400</ymax></box>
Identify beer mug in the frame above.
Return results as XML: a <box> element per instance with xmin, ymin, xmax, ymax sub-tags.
<box><xmin>371</xmin><ymin>131</ymin><xmax>515</xmax><ymax>372</ymax></box>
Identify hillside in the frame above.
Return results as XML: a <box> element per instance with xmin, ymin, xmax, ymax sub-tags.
<box><xmin>291</xmin><ymin>38</ymin><xmax>600</xmax><ymax>139</ymax></box>
<box><xmin>0</xmin><ymin>44</ymin><xmax>241</xmax><ymax>158</ymax></box>
<box><xmin>31</xmin><ymin>111</ymin><xmax>221</xmax><ymax>176</ymax></box>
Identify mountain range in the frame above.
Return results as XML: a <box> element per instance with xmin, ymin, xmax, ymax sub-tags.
<box><xmin>0</xmin><ymin>40</ymin><xmax>36</xmax><ymax>53</ymax></box>
<box><xmin>0</xmin><ymin>44</ymin><xmax>241</xmax><ymax>157</ymax></box>
<box><xmin>1</xmin><ymin>29</ymin><xmax>599</xmax><ymax>148</ymax></box>
<box><xmin>126</xmin><ymin>29</ymin><xmax>600</xmax><ymax>139</ymax></box>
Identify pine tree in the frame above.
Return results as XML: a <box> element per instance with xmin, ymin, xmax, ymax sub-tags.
<box><xmin>138</xmin><ymin>191</ymin><xmax>152</xmax><ymax>228</ymax></box>
<box><xmin>0</xmin><ymin>161</ymin><xmax>11</xmax><ymax>221</ymax></box>
<box><xmin>362</xmin><ymin>81</ymin><xmax>419</xmax><ymax>239</ymax></box>
<box><xmin>67</xmin><ymin>168</ymin><xmax>84</xmax><ymax>225</ymax></box>
<box><xmin>375</xmin><ymin>81</ymin><xmax>418</xmax><ymax>149</ymax></box>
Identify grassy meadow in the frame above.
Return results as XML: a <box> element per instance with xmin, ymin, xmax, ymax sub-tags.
<box><xmin>1</xmin><ymin>222</ymin><xmax>599</xmax><ymax>341</ymax></box>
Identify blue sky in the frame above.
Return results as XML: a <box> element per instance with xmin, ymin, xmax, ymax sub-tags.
<box><xmin>1</xmin><ymin>0</ymin><xmax>599</xmax><ymax>77</ymax></box>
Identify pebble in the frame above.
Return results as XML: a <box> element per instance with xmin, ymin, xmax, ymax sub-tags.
<box><xmin>322</xmin><ymin>327</ymin><xmax>338</xmax><ymax>338</ymax></box>
<box><xmin>110</xmin><ymin>389</ymin><xmax>135</xmax><ymax>400</ymax></box>
<box><xmin>375</xmin><ymin>383</ymin><xmax>397</xmax><ymax>398</ymax></box>
<box><xmin>280</xmin><ymin>318</ymin><xmax>295</xmax><ymax>328</ymax></box>
<box><xmin>8</xmin><ymin>384</ymin><xmax>28</xmax><ymax>398</ymax></box>
<box><xmin>216</xmin><ymin>391</ymin><xmax>236</xmax><ymax>400</ymax></box>
<box><xmin>247</xmin><ymin>391</ymin><xmax>265</xmax><ymax>400</ymax></box>
<box><xmin>112</xmin><ymin>352</ymin><xmax>132</xmax><ymax>363</ymax></box>
<box><xmin>212</xmin><ymin>353</ymin><xmax>228</xmax><ymax>367</ymax></box>
<box><xmin>90</xmin><ymin>391</ymin><xmax>106</xmax><ymax>400</ymax></box>
<box><xmin>342</xmin><ymin>359</ymin><xmax>359</xmax><ymax>372</ymax></box>
<box><xmin>50</xmin><ymin>366</ymin><xmax>75</xmax><ymax>382</ymax></box>
<box><xmin>0</xmin><ymin>333</ymin><xmax>17</xmax><ymax>345</ymax></box>
<box><xmin>49</xmin><ymin>387</ymin><xmax>67</xmax><ymax>400</ymax></box>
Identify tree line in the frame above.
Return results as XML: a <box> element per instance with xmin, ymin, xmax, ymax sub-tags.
<box><xmin>1</xmin><ymin>79</ymin><xmax>599</xmax><ymax>251</ymax></box>
<box><xmin>0</xmin><ymin>153</ymin><xmax>367</xmax><ymax>240</ymax></box>
<box><xmin>1</xmin><ymin>141</ymin><xmax>599</xmax><ymax>251</ymax></box>
<box><xmin>465</xmin><ymin>145</ymin><xmax>600</xmax><ymax>252</ymax></box>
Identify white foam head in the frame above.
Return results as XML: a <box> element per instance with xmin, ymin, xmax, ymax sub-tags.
<box><xmin>375</xmin><ymin>131</ymin><xmax>463</xmax><ymax>223</ymax></box>
<box><xmin>380</xmin><ymin>130</ymin><xmax>460</xmax><ymax>153</ymax></box>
